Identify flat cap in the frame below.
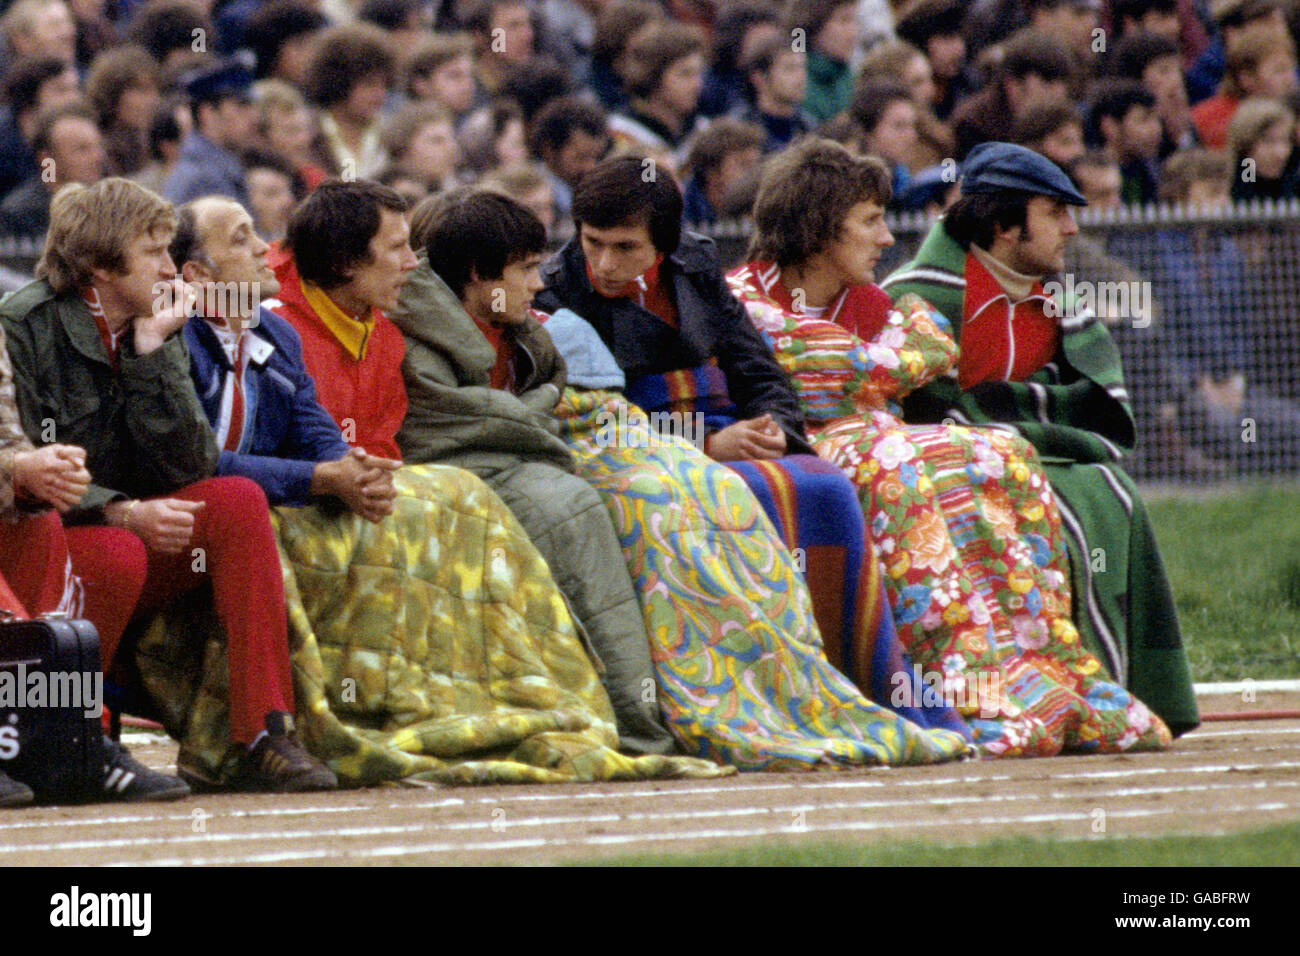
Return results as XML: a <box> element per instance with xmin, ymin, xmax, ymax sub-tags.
<box><xmin>182</xmin><ymin>52</ymin><xmax>255</xmax><ymax>105</ymax></box>
<box><xmin>960</xmin><ymin>141</ymin><xmax>1087</xmax><ymax>205</ymax></box>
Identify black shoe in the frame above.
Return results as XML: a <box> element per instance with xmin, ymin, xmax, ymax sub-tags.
<box><xmin>237</xmin><ymin>712</ymin><xmax>337</xmax><ymax>793</ymax></box>
<box><xmin>0</xmin><ymin>769</ymin><xmax>33</xmax><ymax>808</ymax></box>
<box><xmin>102</xmin><ymin>737</ymin><xmax>191</xmax><ymax>802</ymax></box>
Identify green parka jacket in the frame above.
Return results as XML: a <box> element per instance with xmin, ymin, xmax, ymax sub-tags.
<box><xmin>390</xmin><ymin>257</ymin><xmax>571</xmax><ymax>474</ymax></box>
<box><xmin>0</xmin><ymin>280</ymin><xmax>218</xmax><ymax>523</ymax></box>
<box><xmin>387</xmin><ymin>257</ymin><xmax>676</xmax><ymax>757</ymax></box>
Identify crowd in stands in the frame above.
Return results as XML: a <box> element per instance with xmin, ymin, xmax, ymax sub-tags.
<box><xmin>5</xmin><ymin>0</ymin><xmax>1297</xmax><ymax>804</ymax></box>
<box><xmin>3</xmin><ymin>0</ymin><xmax>1300</xmax><ymax>246</ymax></box>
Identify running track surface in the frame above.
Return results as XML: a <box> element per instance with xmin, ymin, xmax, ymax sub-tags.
<box><xmin>6</xmin><ymin>694</ymin><xmax>1298</xmax><ymax>866</ymax></box>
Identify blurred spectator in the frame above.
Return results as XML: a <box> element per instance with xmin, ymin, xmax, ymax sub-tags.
<box><xmin>962</xmin><ymin>0</ymin><xmax>1029</xmax><ymax>60</ymax></box>
<box><xmin>0</xmin><ymin>103</ymin><xmax>107</xmax><ymax>237</ymax></box>
<box><xmin>303</xmin><ymin>24</ymin><xmax>396</xmax><ymax>178</ymax></box>
<box><xmin>359</xmin><ymin>0</ymin><xmax>436</xmax><ymax>51</ymax></box>
<box><xmin>528</xmin><ymin>94</ymin><xmax>608</xmax><ymax>216</ymax></box>
<box><xmin>498</xmin><ymin>56</ymin><xmax>572</xmax><ymax>123</ymax></box>
<box><xmin>381</xmin><ymin>101</ymin><xmax>462</xmax><ymax>191</ymax></box>
<box><xmin>857</xmin><ymin>38</ymin><xmax>954</xmax><ymax>169</ymax></box>
<box><xmin>480</xmin><ymin>160</ymin><xmax>558</xmax><ymax>234</ymax></box>
<box><xmin>243</xmin><ymin>1</ymin><xmax>329</xmax><ymax>86</ymax></box>
<box><xmin>849</xmin><ymin>79</ymin><xmax>919</xmax><ymax>206</ymax></box>
<box><xmin>242</xmin><ymin>147</ymin><xmax>301</xmax><ymax>240</ymax></box>
<box><xmin>714</xmin><ymin>157</ymin><xmax>764</xmax><ymax>219</ymax></box>
<box><xmin>1068</xmin><ymin>149</ymin><xmax>1122</xmax><ymax>208</ymax></box>
<box><xmin>609</xmin><ymin>20</ymin><xmax>706</xmax><ymax>167</ymax></box>
<box><xmin>1025</xmin><ymin>0</ymin><xmax>1101</xmax><ymax>75</ymax></box>
<box><xmin>404</xmin><ymin>33</ymin><xmax>478</xmax><ymax>120</ymax></box>
<box><xmin>894</xmin><ymin>0</ymin><xmax>974</xmax><ymax>120</ymax></box>
<box><xmin>736</xmin><ymin>34</ymin><xmax>815</xmax><ymax>153</ymax></box>
<box><xmin>589</xmin><ymin>0</ymin><xmax>664</xmax><ymax>111</ymax></box>
<box><xmin>163</xmin><ymin>55</ymin><xmax>257</xmax><ymax>205</ymax></box>
<box><xmin>1086</xmin><ymin>79</ymin><xmax>1163</xmax><ymax>204</ymax></box>
<box><xmin>1187</xmin><ymin>0</ymin><xmax>1290</xmax><ymax>104</ymax></box>
<box><xmin>541</xmin><ymin>0</ymin><xmax>602</xmax><ymax>86</ymax></box>
<box><xmin>949</xmin><ymin>28</ymin><xmax>1073</xmax><ymax>159</ymax></box>
<box><xmin>1228</xmin><ymin>95</ymin><xmax>1298</xmax><ymax>200</ymax></box>
<box><xmin>698</xmin><ymin>0</ymin><xmax>778</xmax><ymax>118</ymax></box>
<box><xmin>253</xmin><ymin>79</ymin><xmax>328</xmax><ymax>191</ymax></box>
<box><xmin>782</xmin><ymin>0</ymin><xmax>860</xmax><ymax>123</ymax></box>
<box><xmin>2</xmin><ymin>0</ymin><xmax>78</xmax><ymax>65</ymax></box>
<box><xmin>129</xmin><ymin>0</ymin><xmax>214</xmax><ymax>75</ymax></box>
<box><xmin>1192</xmin><ymin>23</ymin><xmax>1297</xmax><ymax>149</ymax></box>
<box><xmin>1111</xmin><ymin>0</ymin><xmax>1181</xmax><ymax>42</ymax></box>
<box><xmin>85</xmin><ymin>45</ymin><xmax>161</xmax><ymax>176</ymax></box>
<box><xmin>1150</xmin><ymin>146</ymin><xmax>1300</xmax><ymax>472</ymax></box>
<box><xmin>213</xmin><ymin>0</ymin><xmax>269</xmax><ymax>55</ymax></box>
<box><xmin>464</xmin><ymin>0</ymin><xmax>538</xmax><ymax>100</ymax></box>
<box><xmin>459</xmin><ymin>97</ymin><xmax>527</xmax><ymax>173</ymax></box>
<box><xmin>376</xmin><ymin>166</ymin><xmax>432</xmax><ymax>210</ymax></box>
<box><xmin>1014</xmin><ymin>99</ymin><xmax>1085</xmax><ymax>168</ymax></box>
<box><xmin>1113</xmin><ymin>31</ymin><xmax>1198</xmax><ymax>159</ymax></box>
<box><xmin>681</xmin><ymin>116</ymin><xmax>763</xmax><ymax>225</ymax></box>
<box><xmin>132</xmin><ymin>95</ymin><xmax>189</xmax><ymax>193</ymax></box>
<box><xmin>70</xmin><ymin>0</ymin><xmax>118</xmax><ymax>69</ymax></box>
<box><xmin>0</xmin><ymin>57</ymin><xmax>81</xmax><ymax>199</ymax></box>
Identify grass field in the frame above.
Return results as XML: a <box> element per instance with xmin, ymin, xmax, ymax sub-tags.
<box><xmin>587</xmin><ymin>821</ymin><xmax>1300</xmax><ymax>867</ymax></box>
<box><xmin>1146</xmin><ymin>484</ymin><xmax>1300</xmax><ymax>681</ymax></box>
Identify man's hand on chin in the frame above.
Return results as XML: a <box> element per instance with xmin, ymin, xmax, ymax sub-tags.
<box><xmin>133</xmin><ymin>278</ymin><xmax>197</xmax><ymax>355</ymax></box>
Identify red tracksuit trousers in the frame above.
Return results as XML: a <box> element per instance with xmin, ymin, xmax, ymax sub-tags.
<box><xmin>0</xmin><ymin>477</ymin><xmax>293</xmax><ymax>744</ymax></box>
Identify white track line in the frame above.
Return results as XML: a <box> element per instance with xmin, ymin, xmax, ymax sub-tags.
<box><xmin>7</xmin><ymin>752</ymin><xmax>1299</xmax><ymax>833</ymax></box>
<box><xmin>14</xmin><ymin>775</ymin><xmax>1299</xmax><ymax>857</ymax></box>
<box><xmin>107</xmin><ymin>799</ymin><xmax>1300</xmax><ymax>866</ymax></box>
<box><xmin>1183</xmin><ymin>726</ymin><xmax>1300</xmax><ymax>739</ymax></box>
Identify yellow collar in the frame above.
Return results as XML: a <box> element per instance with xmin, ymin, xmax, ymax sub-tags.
<box><xmin>301</xmin><ymin>279</ymin><xmax>374</xmax><ymax>360</ymax></box>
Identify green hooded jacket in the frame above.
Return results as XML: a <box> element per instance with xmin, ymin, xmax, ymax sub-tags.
<box><xmin>389</xmin><ymin>256</ymin><xmax>572</xmax><ymax>474</ymax></box>
<box><xmin>0</xmin><ymin>280</ymin><xmax>218</xmax><ymax>523</ymax></box>
<box><xmin>387</xmin><ymin>257</ymin><xmax>676</xmax><ymax>756</ymax></box>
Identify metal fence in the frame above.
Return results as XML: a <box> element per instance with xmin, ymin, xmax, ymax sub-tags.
<box><xmin>706</xmin><ymin>200</ymin><xmax>1300</xmax><ymax>485</ymax></box>
<box><xmin>6</xmin><ymin>201</ymin><xmax>1300</xmax><ymax>484</ymax></box>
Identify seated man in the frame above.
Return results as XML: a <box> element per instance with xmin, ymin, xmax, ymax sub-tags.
<box><xmin>266</xmin><ymin>179</ymin><xmax>673</xmax><ymax>756</ymax></box>
<box><xmin>533</xmin><ymin>155</ymin><xmax>906</xmax><ymax>708</ymax></box>
<box><xmin>0</xmin><ymin>178</ymin><xmax>338</xmax><ymax>794</ymax></box>
<box><xmin>389</xmin><ymin>188</ymin><xmax>969</xmax><ymax>768</ymax></box>
<box><xmin>171</xmin><ymin>192</ymin><xmax>700</xmax><ymax>782</ymax></box>
<box><xmin>173</xmin><ymin>196</ymin><xmax>400</xmax><ymax>518</ymax></box>
<box><xmin>882</xmin><ymin>142</ymin><xmax>1198</xmax><ymax>734</ymax></box>
<box><xmin>1</xmin><ymin>319</ymin><xmax>90</xmax><ymax>807</ymax></box>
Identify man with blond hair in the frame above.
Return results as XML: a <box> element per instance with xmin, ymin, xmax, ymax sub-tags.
<box><xmin>0</xmin><ymin>178</ymin><xmax>338</xmax><ymax>794</ymax></box>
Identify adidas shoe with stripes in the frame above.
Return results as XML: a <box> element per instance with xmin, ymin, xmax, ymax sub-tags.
<box><xmin>102</xmin><ymin>737</ymin><xmax>191</xmax><ymax>802</ymax></box>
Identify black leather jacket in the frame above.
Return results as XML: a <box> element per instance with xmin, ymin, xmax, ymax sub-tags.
<box><xmin>536</xmin><ymin>232</ymin><xmax>813</xmax><ymax>455</ymax></box>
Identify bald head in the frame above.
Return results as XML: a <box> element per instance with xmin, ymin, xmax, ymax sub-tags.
<box><xmin>172</xmin><ymin>196</ymin><xmax>279</xmax><ymax>319</ymax></box>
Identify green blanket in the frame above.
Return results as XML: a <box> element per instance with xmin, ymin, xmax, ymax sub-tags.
<box><xmin>134</xmin><ymin>464</ymin><xmax>729</xmax><ymax>786</ymax></box>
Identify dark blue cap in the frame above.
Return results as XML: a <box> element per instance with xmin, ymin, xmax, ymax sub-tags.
<box><xmin>960</xmin><ymin>142</ymin><xmax>1087</xmax><ymax>206</ymax></box>
<box><xmin>182</xmin><ymin>52</ymin><xmax>255</xmax><ymax>105</ymax></box>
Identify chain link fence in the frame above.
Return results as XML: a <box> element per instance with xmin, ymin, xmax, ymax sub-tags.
<box><xmin>705</xmin><ymin>201</ymin><xmax>1300</xmax><ymax>485</ymax></box>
